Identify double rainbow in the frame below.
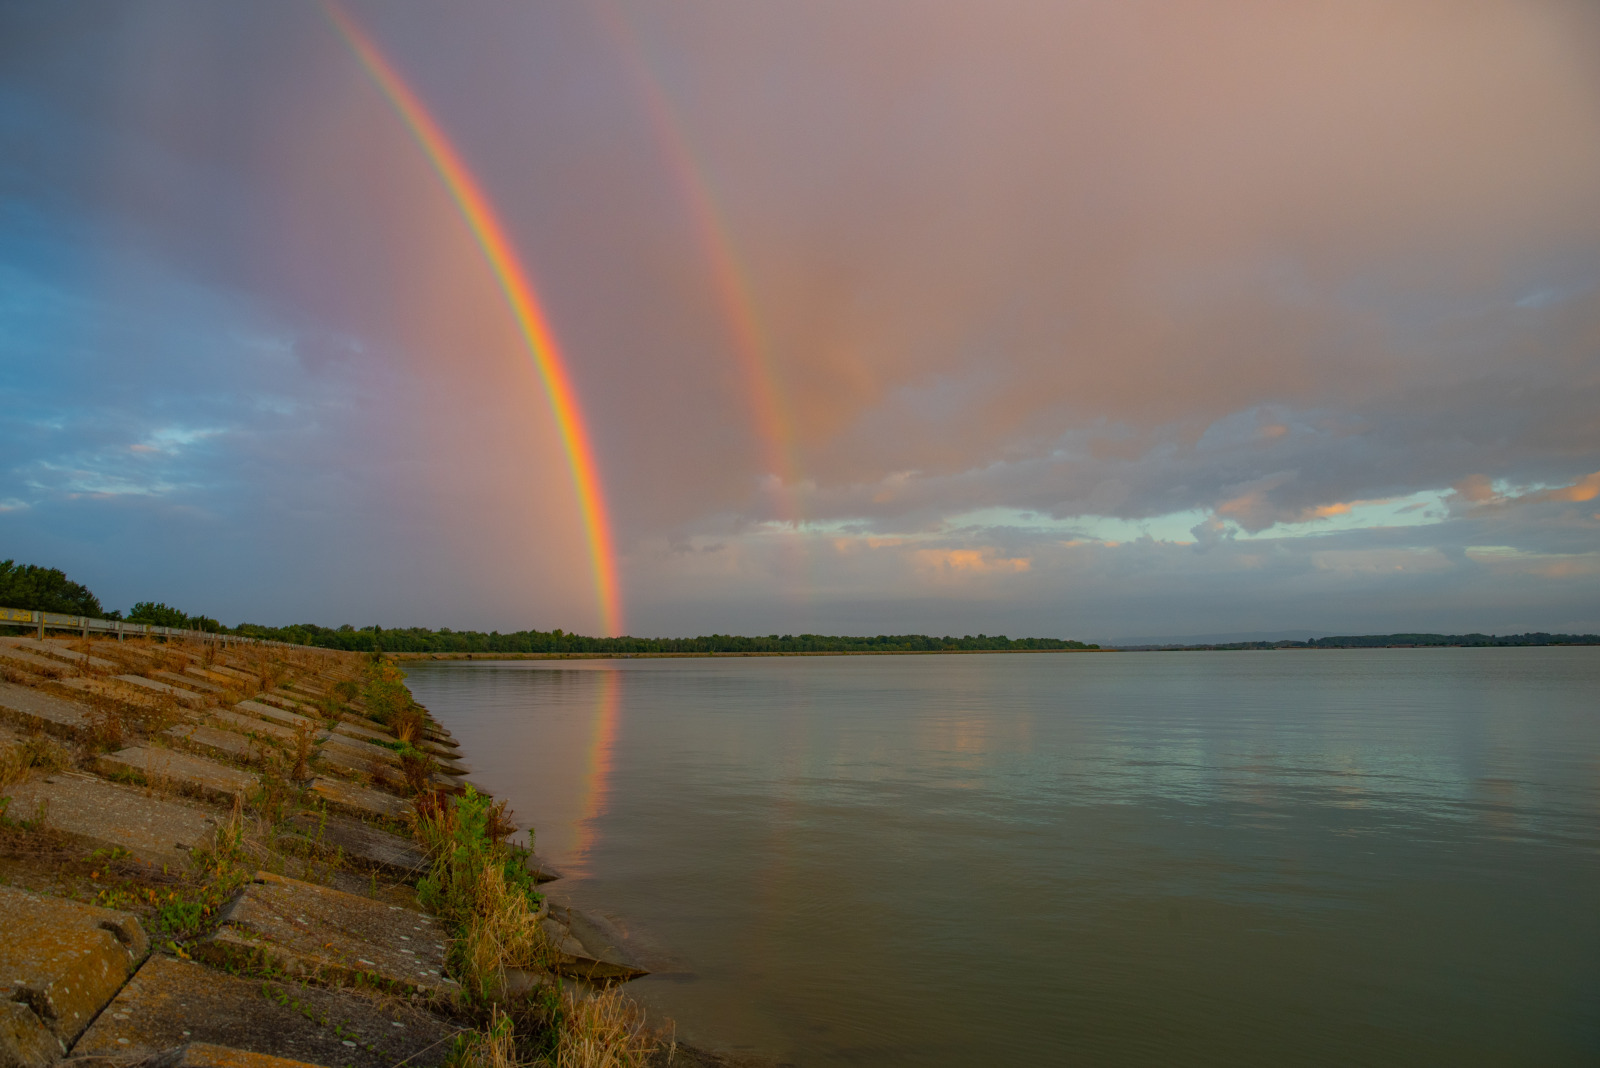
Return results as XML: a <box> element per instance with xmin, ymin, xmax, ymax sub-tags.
<box><xmin>324</xmin><ymin>3</ymin><xmax>622</xmax><ymax>635</ymax></box>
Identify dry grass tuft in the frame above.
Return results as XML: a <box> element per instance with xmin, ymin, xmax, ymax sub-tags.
<box><xmin>546</xmin><ymin>986</ymin><xmax>662</xmax><ymax>1068</ymax></box>
<box><xmin>288</xmin><ymin>722</ymin><xmax>316</xmax><ymax>782</ymax></box>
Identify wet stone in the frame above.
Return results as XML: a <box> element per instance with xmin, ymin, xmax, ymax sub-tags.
<box><xmin>0</xmin><ymin>680</ymin><xmax>90</xmax><ymax>739</ymax></box>
<box><xmin>70</xmin><ymin>956</ymin><xmax>458</xmax><ymax>1068</ymax></box>
<box><xmin>3</xmin><ymin>772</ymin><xmax>220</xmax><ymax>867</ymax></box>
<box><xmin>539</xmin><ymin>904</ymin><xmax>649</xmax><ymax>982</ymax></box>
<box><xmin>0</xmin><ymin>885</ymin><xmax>149</xmax><ymax>1065</ymax></box>
<box><xmin>195</xmin><ymin>872</ymin><xmax>453</xmax><ymax>1000</ymax></box>
<box><xmin>97</xmin><ymin>746</ymin><xmax>258</xmax><ymax>803</ymax></box>
<box><xmin>308</xmin><ymin>778</ymin><xmax>409</xmax><ymax>820</ymax></box>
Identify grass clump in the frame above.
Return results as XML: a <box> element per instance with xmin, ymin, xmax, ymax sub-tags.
<box><xmin>415</xmin><ymin>787</ymin><xmax>546</xmax><ymax>1003</ymax></box>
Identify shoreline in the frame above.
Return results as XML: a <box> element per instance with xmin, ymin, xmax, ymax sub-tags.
<box><xmin>0</xmin><ymin>634</ymin><xmax>711</xmax><ymax>1067</ymax></box>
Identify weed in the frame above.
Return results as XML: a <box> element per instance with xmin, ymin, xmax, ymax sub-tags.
<box><xmin>289</xmin><ymin>722</ymin><xmax>316</xmax><ymax>782</ymax></box>
<box><xmin>400</xmin><ymin>748</ymin><xmax>438</xmax><ymax>796</ymax></box>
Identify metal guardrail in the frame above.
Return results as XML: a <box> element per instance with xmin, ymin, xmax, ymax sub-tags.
<box><xmin>0</xmin><ymin>605</ymin><xmax>299</xmax><ymax>648</ymax></box>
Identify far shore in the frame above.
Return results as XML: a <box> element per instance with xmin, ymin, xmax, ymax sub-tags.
<box><xmin>390</xmin><ymin>648</ymin><xmax>1110</xmax><ymax>660</ymax></box>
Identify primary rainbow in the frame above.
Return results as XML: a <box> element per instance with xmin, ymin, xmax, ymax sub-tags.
<box><xmin>324</xmin><ymin>2</ymin><xmax>622</xmax><ymax>635</ymax></box>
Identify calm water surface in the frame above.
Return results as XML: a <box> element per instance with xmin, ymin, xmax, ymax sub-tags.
<box><xmin>404</xmin><ymin>650</ymin><xmax>1600</xmax><ymax>1066</ymax></box>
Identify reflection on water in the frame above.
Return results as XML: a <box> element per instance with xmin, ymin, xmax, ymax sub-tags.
<box><xmin>405</xmin><ymin>649</ymin><xmax>1600</xmax><ymax>1066</ymax></box>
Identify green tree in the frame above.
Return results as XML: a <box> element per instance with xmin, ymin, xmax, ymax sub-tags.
<box><xmin>0</xmin><ymin>559</ymin><xmax>104</xmax><ymax>616</ymax></box>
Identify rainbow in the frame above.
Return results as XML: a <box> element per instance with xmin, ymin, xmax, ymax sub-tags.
<box><xmin>592</xmin><ymin>1</ymin><xmax>803</xmax><ymax>522</ymax></box>
<box><xmin>323</xmin><ymin>3</ymin><xmax>622</xmax><ymax>635</ymax></box>
<box><xmin>571</xmin><ymin>667</ymin><xmax>622</xmax><ymax>873</ymax></box>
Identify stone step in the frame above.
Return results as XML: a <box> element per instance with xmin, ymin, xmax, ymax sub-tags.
<box><xmin>235</xmin><ymin>700</ymin><xmax>313</xmax><ymax>731</ymax></box>
<box><xmin>0</xmin><ymin>886</ymin><xmax>149</xmax><ymax>1067</ymax></box>
<box><xmin>155</xmin><ymin>670</ymin><xmax>224</xmax><ymax>694</ymax></box>
<box><xmin>0</xmin><ymin>680</ymin><xmax>91</xmax><ymax>739</ymax></box>
<box><xmin>115</xmin><ymin>675</ymin><xmax>208</xmax><ymax>708</ymax></box>
<box><xmin>97</xmin><ymin>746</ymin><xmax>258</xmax><ymax>803</ymax></box>
<box><xmin>210</xmin><ymin>709</ymin><xmax>297</xmax><ymax>745</ymax></box>
<box><xmin>0</xmin><ymin>645</ymin><xmax>75</xmax><ymax>677</ymax></box>
<box><xmin>164</xmin><ymin>722</ymin><xmax>274</xmax><ymax>765</ymax></box>
<box><xmin>1</xmin><ymin>637</ymin><xmax>118</xmax><ymax>671</ymax></box>
<box><xmin>205</xmin><ymin>664</ymin><xmax>258</xmax><ymax>684</ymax></box>
<box><xmin>329</xmin><ymin>722</ymin><xmax>392</xmax><ymax>746</ymax></box>
<box><xmin>195</xmin><ymin>872</ymin><xmax>453</xmax><ymax>1000</ymax></box>
<box><xmin>338</xmin><ymin>712</ymin><xmax>390</xmax><ymax>734</ymax></box>
<box><xmin>70</xmin><ymin>956</ymin><xmax>458</xmax><ymax>1068</ymax></box>
<box><xmin>185</xmin><ymin>666</ymin><xmax>240</xmax><ymax>688</ymax></box>
<box><xmin>2</xmin><ymin>772</ymin><xmax>221</xmax><ymax>867</ymax></box>
<box><xmin>308</xmin><ymin>778</ymin><xmax>409</xmax><ymax>821</ymax></box>
<box><xmin>255</xmin><ymin>692</ymin><xmax>313</xmax><ymax>714</ymax></box>
<box><xmin>55</xmin><ymin>676</ymin><xmax>179</xmax><ymax>712</ymax></box>
<box><xmin>284</xmin><ymin>812</ymin><xmax>429</xmax><ymax>879</ymax></box>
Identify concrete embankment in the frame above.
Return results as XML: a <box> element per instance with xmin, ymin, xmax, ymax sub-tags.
<box><xmin>0</xmin><ymin>634</ymin><xmax>673</xmax><ymax>1068</ymax></box>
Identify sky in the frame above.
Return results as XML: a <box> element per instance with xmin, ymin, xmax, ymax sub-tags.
<box><xmin>2</xmin><ymin>0</ymin><xmax>1598</xmax><ymax>641</ymax></box>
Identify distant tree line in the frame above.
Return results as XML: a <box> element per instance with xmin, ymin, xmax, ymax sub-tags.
<box><xmin>227</xmin><ymin>624</ymin><xmax>1100</xmax><ymax>655</ymax></box>
<box><xmin>1131</xmin><ymin>632</ymin><xmax>1600</xmax><ymax>650</ymax></box>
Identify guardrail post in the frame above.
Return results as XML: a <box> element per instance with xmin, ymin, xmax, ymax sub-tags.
<box><xmin>80</xmin><ymin>615</ymin><xmax>88</xmax><ymax>638</ymax></box>
<box><xmin>35</xmin><ymin>610</ymin><xmax>44</xmax><ymax>639</ymax></box>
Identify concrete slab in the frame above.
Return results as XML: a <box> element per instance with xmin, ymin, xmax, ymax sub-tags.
<box><xmin>196</xmin><ymin>872</ymin><xmax>452</xmax><ymax>999</ymax></box>
<box><xmin>0</xmin><ymin>680</ymin><xmax>90</xmax><ymax>739</ymax></box>
<box><xmin>164</xmin><ymin>723</ymin><xmax>272</xmax><ymax>765</ymax></box>
<box><xmin>205</xmin><ymin>665</ymin><xmax>258</xmax><ymax>685</ymax></box>
<box><xmin>540</xmin><ymin>904</ymin><xmax>649</xmax><ymax>982</ymax></box>
<box><xmin>307</xmin><ymin>748</ymin><xmax>382</xmax><ymax>785</ymax></box>
<box><xmin>97</xmin><ymin>747</ymin><xmax>258</xmax><ymax>802</ymax></box>
<box><xmin>329</xmin><ymin>722</ymin><xmax>391</xmax><ymax>746</ymax></box>
<box><xmin>0</xmin><ymin>885</ymin><xmax>149</xmax><ymax>1065</ymax></box>
<box><xmin>285</xmin><ymin>812</ymin><xmax>428</xmax><ymax>879</ymax></box>
<box><xmin>320</xmin><ymin>735</ymin><xmax>400</xmax><ymax>769</ymax></box>
<box><xmin>235</xmin><ymin>701</ymin><xmax>313</xmax><ymax>730</ymax></box>
<box><xmin>337</xmin><ymin>713</ymin><xmax>389</xmax><ymax>734</ymax></box>
<box><xmin>308</xmin><ymin>778</ymin><xmax>409</xmax><ymax>821</ymax></box>
<box><xmin>1</xmin><ymin>637</ymin><xmax>118</xmax><ymax>671</ymax></box>
<box><xmin>0</xmin><ymin>645</ymin><xmax>74</xmax><ymax>677</ymax></box>
<box><xmin>254</xmin><ymin>692</ymin><xmax>313</xmax><ymax>714</ymax></box>
<box><xmin>115</xmin><ymin>675</ymin><xmax>207</xmax><ymax>708</ymax></box>
<box><xmin>154</xmin><ymin>670</ymin><xmax>224</xmax><ymax>694</ymax></box>
<box><xmin>185</xmin><ymin>667</ymin><xmax>240</xmax><ymax>689</ymax></box>
<box><xmin>2</xmin><ymin>773</ymin><xmax>220</xmax><ymax>867</ymax></box>
<box><xmin>71</xmin><ymin>956</ymin><xmax>459</xmax><ymax>1068</ymax></box>
<box><xmin>209</xmin><ymin>710</ymin><xmax>296</xmax><ymax>745</ymax></box>
<box><xmin>55</xmin><ymin>676</ymin><xmax>174</xmax><ymax>712</ymax></box>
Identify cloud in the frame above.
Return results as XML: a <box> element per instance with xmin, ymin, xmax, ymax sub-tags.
<box><xmin>2</xmin><ymin>2</ymin><xmax>1598</xmax><ymax>634</ymax></box>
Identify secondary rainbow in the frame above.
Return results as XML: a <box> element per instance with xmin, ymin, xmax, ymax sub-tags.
<box><xmin>324</xmin><ymin>2</ymin><xmax>622</xmax><ymax>635</ymax></box>
<box><xmin>592</xmin><ymin>0</ymin><xmax>803</xmax><ymax>522</ymax></box>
